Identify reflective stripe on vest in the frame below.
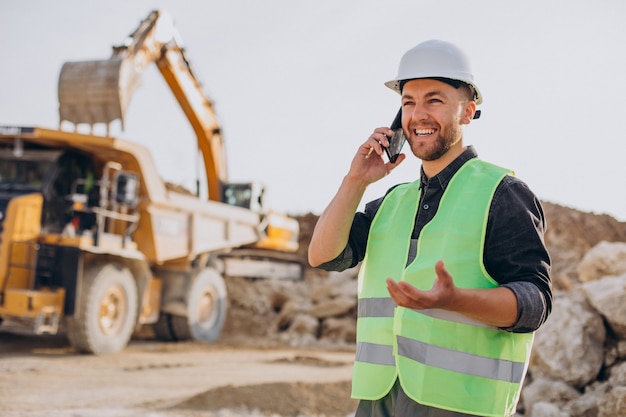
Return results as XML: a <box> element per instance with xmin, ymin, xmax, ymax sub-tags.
<box><xmin>357</xmin><ymin>298</ymin><xmax>524</xmax><ymax>381</ymax></box>
<box><xmin>352</xmin><ymin>159</ymin><xmax>534</xmax><ymax>417</ymax></box>
<box><xmin>397</xmin><ymin>336</ymin><xmax>526</xmax><ymax>383</ymax></box>
<box><xmin>358</xmin><ymin>297</ymin><xmax>494</xmax><ymax>329</ymax></box>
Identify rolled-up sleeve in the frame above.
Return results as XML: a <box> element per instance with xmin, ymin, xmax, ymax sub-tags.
<box><xmin>316</xmin><ymin>197</ymin><xmax>382</xmax><ymax>272</ymax></box>
<box><xmin>485</xmin><ymin>175</ymin><xmax>552</xmax><ymax>333</ymax></box>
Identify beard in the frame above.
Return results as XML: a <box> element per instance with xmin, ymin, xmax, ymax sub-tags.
<box><xmin>407</xmin><ymin>120</ymin><xmax>463</xmax><ymax>161</ymax></box>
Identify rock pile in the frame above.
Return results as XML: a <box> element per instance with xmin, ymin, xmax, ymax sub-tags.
<box><xmin>523</xmin><ymin>240</ymin><xmax>626</xmax><ymax>417</ymax></box>
<box><xmin>219</xmin><ymin>202</ymin><xmax>626</xmax><ymax>417</ymax></box>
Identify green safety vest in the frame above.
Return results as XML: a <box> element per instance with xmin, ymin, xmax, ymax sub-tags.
<box><xmin>353</xmin><ymin>158</ymin><xmax>534</xmax><ymax>417</ymax></box>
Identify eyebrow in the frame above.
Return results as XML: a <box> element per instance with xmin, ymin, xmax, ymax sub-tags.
<box><xmin>402</xmin><ymin>90</ymin><xmax>447</xmax><ymax>100</ymax></box>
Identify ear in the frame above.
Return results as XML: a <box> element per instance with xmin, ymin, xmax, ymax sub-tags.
<box><xmin>461</xmin><ymin>101</ymin><xmax>477</xmax><ymax>125</ymax></box>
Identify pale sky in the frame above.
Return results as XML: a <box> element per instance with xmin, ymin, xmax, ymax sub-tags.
<box><xmin>2</xmin><ymin>0</ymin><xmax>625</xmax><ymax>221</ymax></box>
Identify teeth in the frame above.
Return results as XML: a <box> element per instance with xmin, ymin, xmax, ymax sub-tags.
<box><xmin>415</xmin><ymin>129</ymin><xmax>435</xmax><ymax>136</ymax></box>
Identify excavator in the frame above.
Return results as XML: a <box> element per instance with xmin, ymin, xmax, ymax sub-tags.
<box><xmin>0</xmin><ymin>10</ymin><xmax>301</xmax><ymax>354</ymax></box>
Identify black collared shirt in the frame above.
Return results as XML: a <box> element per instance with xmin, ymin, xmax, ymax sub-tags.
<box><xmin>317</xmin><ymin>146</ymin><xmax>552</xmax><ymax>333</ymax></box>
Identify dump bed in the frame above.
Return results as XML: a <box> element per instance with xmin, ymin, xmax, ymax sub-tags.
<box><xmin>0</xmin><ymin>126</ymin><xmax>261</xmax><ymax>264</ymax></box>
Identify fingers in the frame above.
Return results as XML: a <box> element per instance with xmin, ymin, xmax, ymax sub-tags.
<box><xmin>362</xmin><ymin>128</ymin><xmax>393</xmax><ymax>159</ymax></box>
<box><xmin>386</xmin><ymin>278</ymin><xmax>415</xmax><ymax>306</ymax></box>
<box><xmin>386</xmin><ymin>260</ymin><xmax>453</xmax><ymax>310</ymax></box>
<box><xmin>373</xmin><ymin>128</ymin><xmax>392</xmax><ymax>148</ymax></box>
<box><xmin>434</xmin><ymin>260</ymin><xmax>452</xmax><ymax>285</ymax></box>
<box><xmin>352</xmin><ymin>128</ymin><xmax>404</xmax><ymax>184</ymax></box>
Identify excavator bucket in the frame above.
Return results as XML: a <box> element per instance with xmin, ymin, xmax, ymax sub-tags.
<box><xmin>58</xmin><ymin>58</ymin><xmax>142</xmax><ymax>130</ymax></box>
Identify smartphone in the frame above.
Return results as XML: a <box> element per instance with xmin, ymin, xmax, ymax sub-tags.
<box><xmin>384</xmin><ymin>108</ymin><xmax>406</xmax><ymax>163</ymax></box>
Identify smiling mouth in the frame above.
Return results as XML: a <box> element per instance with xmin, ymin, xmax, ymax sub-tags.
<box><xmin>414</xmin><ymin>128</ymin><xmax>436</xmax><ymax>136</ymax></box>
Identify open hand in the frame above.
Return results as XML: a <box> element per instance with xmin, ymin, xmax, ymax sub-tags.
<box><xmin>386</xmin><ymin>260</ymin><xmax>456</xmax><ymax>310</ymax></box>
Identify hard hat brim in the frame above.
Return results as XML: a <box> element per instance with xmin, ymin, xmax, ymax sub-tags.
<box><xmin>384</xmin><ymin>77</ymin><xmax>483</xmax><ymax>106</ymax></box>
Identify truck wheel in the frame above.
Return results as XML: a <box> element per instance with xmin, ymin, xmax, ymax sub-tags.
<box><xmin>185</xmin><ymin>268</ymin><xmax>228</xmax><ymax>342</ymax></box>
<box><xmin>66</xmin><ymin>263</ymin><xmax>138</xmax><ymax>354</ymax></box>
<box><xmin>155</xmin><ymin>268</ymin><xmax>227</xmax><ymax>342</ymax></box>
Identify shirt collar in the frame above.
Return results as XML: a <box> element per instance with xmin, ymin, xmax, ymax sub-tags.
<box><xmin>420</xmin><ymin>145</ymin><xmax>478</xmax><ymax>190</ymax></box>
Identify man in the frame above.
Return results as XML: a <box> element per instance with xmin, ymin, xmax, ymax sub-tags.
<box><xmin>308</xmin><ymin>40</ymin><xmax>552</xmax><ymax>417</ymax></box>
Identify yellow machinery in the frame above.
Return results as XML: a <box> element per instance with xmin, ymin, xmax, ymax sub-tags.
<box><xmin>0</xmin><ymin>10</ymin><xmax>300</xmax><ymax>354</ymax></box>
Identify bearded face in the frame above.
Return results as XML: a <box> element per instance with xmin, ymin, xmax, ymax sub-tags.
<box><xmin>408</xmin><ymin>115</ymin><xmax>464</xmax><ymax>161</ymax></box>
<box><xmin>400</xmin><ymin>79</ymin><xmax>474</xmax><ymax>162</ymax></box>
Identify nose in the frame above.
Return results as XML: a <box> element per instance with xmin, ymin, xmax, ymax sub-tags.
<box><xmin>410</xmin><ymin>102</ymin><xmax>428</xmax><ymax>121</ymax></box>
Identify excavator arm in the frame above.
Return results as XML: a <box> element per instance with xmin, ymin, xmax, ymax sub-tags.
<box><xmin>155</xmin><ymin>46</ymin><xmax>227</xmax><ymax>202</ymax></box>
<box><xmin>58</xmin><ymin>10</ymin><xmax>226</xmax><ymax>202</ymax></box>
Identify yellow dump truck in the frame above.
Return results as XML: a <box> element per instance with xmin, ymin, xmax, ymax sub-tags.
<box><xmin>0</xmin><ymin>10</ymin><xmax>300</xmax><ymax>354</ymax></box>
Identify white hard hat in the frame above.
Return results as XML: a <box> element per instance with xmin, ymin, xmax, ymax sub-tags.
<box><xmin>385</xmin><ymin>40</ymin><xmax>483</xmax><ymax>105</ymax></box>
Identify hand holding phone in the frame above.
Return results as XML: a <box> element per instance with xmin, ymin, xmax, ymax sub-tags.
<box><xmin>384</xmin><ymin>108</ymin><xmax>406</xmax><ymax>163</ymax></box>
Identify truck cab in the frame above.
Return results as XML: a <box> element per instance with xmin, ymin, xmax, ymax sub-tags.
<box><xmin>0</xmin><ymin>145</ymin><xmax>96</xmax><ymax>236</ymax></box>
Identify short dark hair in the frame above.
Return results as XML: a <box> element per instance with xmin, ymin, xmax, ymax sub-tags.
<box><xmin>400</xmin><ymin>77</ymin><xmax>476</xmax><ymax>102</ymax></box>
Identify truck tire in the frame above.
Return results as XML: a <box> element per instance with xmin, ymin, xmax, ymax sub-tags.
<box><xmin>153</xmin><ymin>267</ymin><xmax>227</xmax><ymax>342</ymax></box>
<box><xmin>66</xmin><ymin>263</ymin><xmax>138</xmax><ymax>354</ymax></box>
<box><xmin>186</xmin><ymin>267</ymin><xmax>228</xmax><ymax>342</ymax></box>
